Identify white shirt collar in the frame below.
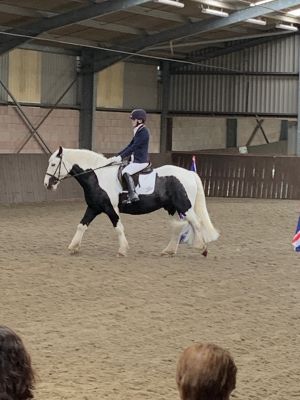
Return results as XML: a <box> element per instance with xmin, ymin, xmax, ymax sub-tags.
<box><xmin>133</xmin><ymin>124</ymin><xmax>144</xmax><ymax>136</ymax></box>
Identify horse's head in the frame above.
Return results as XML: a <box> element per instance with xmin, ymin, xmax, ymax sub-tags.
<box><xmin>44</xmin><ymin>146</ymin><xmax>71</xmax><ymax>190</ymax></box>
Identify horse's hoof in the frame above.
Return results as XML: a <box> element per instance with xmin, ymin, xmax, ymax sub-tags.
<box><xmin>68</xmin><ymin>245</ymin><xmax>80</xmax><ymax>254</ymax></box>
<box><xmin>161</xmin><ymin>250</ymin><xmax>176</xmax><ymax>257</ymax></box>
<box><xmin>117</xmin><ymin>250</ymin><xmax>127</xmax><ymax>257</ymax></box>
<box><xmin>69</xmin><ymin>249</ymin><xmax>79</xmax><ymax>255</ymax></box>
<box><xmin>202</xmin><ymin>249</ymin><xmax>208</xmax><ymax>257</ymax></box>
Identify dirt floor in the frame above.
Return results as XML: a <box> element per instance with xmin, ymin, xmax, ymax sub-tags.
<box><xmin>0</xmin><ymin>198</ymin><xmax>299</xmax><ymax>400</ymax></box>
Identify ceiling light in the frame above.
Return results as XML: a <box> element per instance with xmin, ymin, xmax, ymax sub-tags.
<box><xmin>275</xmin><ymin>23</ymin><xmax>298</xmax><ymax>31</ymax></box>
<box><xmin>246</xmin><ymin>18</ymin><xmax>267</xmax><ymax>26</ymax></box>
<box><xmin>201</xmin><ymin>8</ymin><xmax>228</xmax><ymax>17</ymax></box>
<box><xmin>250</xmin><ymin>0</ymin><xmax>272</xmax><ymax>6</ymax></box>
<box><xmin>154</xmin><ymin>0</ymin><xmax>184</xmax><ymax>7</ymax></box>
<box><xmin>288</xmin><ymin>8</ymin><xmax>300</xmax><ymax>17</ymax></box>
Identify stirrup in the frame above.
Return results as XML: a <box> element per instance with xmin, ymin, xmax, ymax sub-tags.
<box><xmin>122</xmin><ymin>193</ymin><xmax>139</xmax><ymax>204</ymax></box>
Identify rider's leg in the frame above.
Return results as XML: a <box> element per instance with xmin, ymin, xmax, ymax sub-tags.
<box><xmin>122</xmin><ymin>163</ymin><xmax>148</xmax><ymax>203</ymax></box>
<box><xmin>123</xmin><ymin>173</ymin><xmax>139</xmax><ymax>203</ymax></box>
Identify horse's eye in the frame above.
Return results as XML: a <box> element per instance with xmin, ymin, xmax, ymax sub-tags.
<box><xmin>51</xmin><ymin>163</ymin><xmax>56</xmax><ymax>167</ymax></box>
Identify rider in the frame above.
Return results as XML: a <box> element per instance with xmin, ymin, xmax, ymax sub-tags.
<box><xmin>110</xmin><ymin>108</ymin><xmax>150</xmax><ymax>204</ymax></box>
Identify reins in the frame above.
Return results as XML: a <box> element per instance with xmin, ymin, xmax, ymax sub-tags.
<box><xmin>46</xmin><ymin>157</ymin><xmax>121</xmax><ymax>183</ymax></box>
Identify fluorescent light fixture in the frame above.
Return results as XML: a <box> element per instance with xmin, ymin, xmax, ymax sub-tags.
<box><xmin>288</xmin><ymin>8</ymin><xmax>300</xmax><ymax>17</ymax></box>
<box><xmin>246</xmin><ymin>18</ymin><xmax>267</xmax><ymax>26</ymax></box>
<box><xmin>201</xmin><ymin>8</ymin><xmax>228</xmax><ymax>17</ymax></box>
<box><xmin>250</xmin><ymin>0</ymin><xmax>272</xmax><ymax>6</ymax></box>
<box><xmin>276</xmin><ymin>23</ymin><xmax>298</xmax><ymax>31</ymax></box>
<box><xmin>154</xmin><ymin>0</ymin><xmax>184</xmax><ymax>7</ymax></box>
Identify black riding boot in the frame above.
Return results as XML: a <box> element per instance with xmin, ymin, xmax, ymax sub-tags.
<box><xmin>123</xmin><ymin>173</ymin><xmax>139</xmax><ymax>203</ymax></box>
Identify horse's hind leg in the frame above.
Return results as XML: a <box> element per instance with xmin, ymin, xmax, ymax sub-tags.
<box><xmin>184</xmin><ymin>208</ymin><xmax>207</xmax><ymax>253</ymax></box>
<box><xmin>68</xmin><ymin>207</ymin><xmax>98</xmax><ymax>254</ymax></box>
<box><xmin>161</xmin><ymin>216</ymin><xmax>184</xmax><ymax>256</ymax></box>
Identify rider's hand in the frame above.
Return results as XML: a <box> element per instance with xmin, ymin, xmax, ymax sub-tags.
<box><xmin>109</xmin><ymin>155</ymin><xmax>122</xmax><ymax>163</ymax></box>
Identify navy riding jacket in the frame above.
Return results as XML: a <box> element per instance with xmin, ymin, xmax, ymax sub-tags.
<box><xmin>118</xmin><ymin>125</ymin><xmax>150</xmax><ymax>163</ymax></box>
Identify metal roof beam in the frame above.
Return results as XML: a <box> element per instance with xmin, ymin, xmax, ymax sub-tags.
<box><xmin>126</xmin><ymin>5</ymin><xmax>188</xmax><ymax>22</ymax></box>
<box><xmin>191</xmin><ymin>0</ymin><xmax>240</xmax><ymax>9</ymax></box>
<box><xmin>0</xmin><ymin>4</ymin><xmax>147</xmax><ymax>36</ymax></box>
<box><xmin>0</xmin><ymin>0</ymin><xmax>151</xmax><ymax>55</ymax></box>
<box><xmin>93</xmin><ymin>0</ymin><xmax>300</xmax><ymax>71</ymax></box>
<box><xmin>187</xmin><ymin>32</ymin><xmax>295</xmax><ymax>62</ymax></box>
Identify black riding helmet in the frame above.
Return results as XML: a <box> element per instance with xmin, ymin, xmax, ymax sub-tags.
<box><xmin>130</xmin><ymin>109</ymin><xmax>147</xmax><ymax>122</ymax></box>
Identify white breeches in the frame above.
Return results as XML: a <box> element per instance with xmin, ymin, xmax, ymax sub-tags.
<box><xmin>122</xmin><ymin>162</ymin><xmax>149</xmax><ymax>175</ymax></box>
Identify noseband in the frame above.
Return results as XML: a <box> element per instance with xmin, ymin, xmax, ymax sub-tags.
<box><xmin>46</xmin><ymin>156</ymin><xmax>69</xmax><ymax>184</ymax></box>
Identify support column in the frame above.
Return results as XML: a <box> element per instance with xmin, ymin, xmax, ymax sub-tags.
<box><xmin>287</xmin><ymin>121</ymin><xmax>297</xmax><ymax>155</ymax></box>
<box><xmin>226</xmin><ymin>118</ymin><xmax>237</xmax><ymax>148</ymax></box>
<box><xmin>279</xmin><ymin>120</ymin><xmax>288</xmax><ymax>141</ymax></box>
<box><xmin>160</xmin><ymin>61</ymin><xmax>172</xmax><ymax>153</ymax></box>
<box><xmin>79</xmin><ymin>49</ymin><xmax>96</xmax><ymax>150</ymax></box>
<box><xmin>297</xmin><ymin>55</ymin><xmax>300</xmax><ymax>156</ymax></box>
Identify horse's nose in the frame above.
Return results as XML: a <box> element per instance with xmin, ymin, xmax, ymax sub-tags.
<box><xmin>44</xmin><ymin>179</ymin><xmax>51</xmax><ymax>190</ymax></box>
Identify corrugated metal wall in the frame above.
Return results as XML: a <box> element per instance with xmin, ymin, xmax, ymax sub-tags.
<box><xmin>41</xmin><ymin>53</ymin><xmax>77</xmax><ymax>106</ymax></box>
<box><xmin>0</xmin><ymin>51</ymin><xmax>78</xmax><ymax>106</ymax></box>
<box><xmin>170</xmin><ymin>35</ymin><xmax>299</xmax><ymax>115</ymax></box>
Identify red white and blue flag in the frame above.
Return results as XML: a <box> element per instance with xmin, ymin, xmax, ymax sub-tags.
<box><xmin>292</xmin><ymin>216</ymin><xmax>300</xmax><ymax>252</ymax></box>
<box><xmin>179</xmin><ymin>155</ymin><xmax>197</xmax><ymax>244</ymax></box>
<box><xmin>191</xmin><ymin>155</ymin><xmax>197</xmax><ymax>173</ymax></box>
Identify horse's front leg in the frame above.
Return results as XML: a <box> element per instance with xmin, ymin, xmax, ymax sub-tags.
<box><xmin>105</xmin><ymin>206</ymin><xmax>129</xmax><ymax>257</ymax></box>
<box><xmin>68</xmin><ymin>207</ymin><xmax>98</xmax><ymax>254</ymax></box>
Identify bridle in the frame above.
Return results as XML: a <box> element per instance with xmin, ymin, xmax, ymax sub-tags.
<box><xmin>45</xmin><ymin>155</ymin><xmax>69</xmax><ymax>184</ymax></box>
<box><xmin>46</xmin><ymin>155</ymin><xmax>120</xmax><ymax>184</ymax></box>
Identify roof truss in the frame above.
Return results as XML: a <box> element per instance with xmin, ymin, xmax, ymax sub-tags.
<box><xmin>92</xmin><ymin>0</ymin><xmax>300</xmax><ymax>72</ymax></box>
<box><xmin>0</xmin><ymin>0</ymin><xmax>151</xmax><ymax>55</ymax></box>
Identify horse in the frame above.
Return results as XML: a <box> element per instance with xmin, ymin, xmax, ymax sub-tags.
<box><xmin>44</xmin><ymin>147</ymin><xmax>219</xmax><ymax>257</ymax></box>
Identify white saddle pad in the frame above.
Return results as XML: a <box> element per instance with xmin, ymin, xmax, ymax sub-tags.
<box><xmin>136</xmin><ymin>170</ymin><xmax>157</xmax><ymax>195</ymax></box>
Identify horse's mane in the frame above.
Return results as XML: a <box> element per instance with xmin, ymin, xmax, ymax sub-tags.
<box><xmin>62</xmin><ymin>148</ymin><xmax>108</xmax><ymax>168</ymax></box>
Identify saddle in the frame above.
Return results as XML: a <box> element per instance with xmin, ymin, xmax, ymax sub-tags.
<box><xmin>118</xmin><ymin>162</ymin><xmax>153</xmax><ymax>190</ymax></box>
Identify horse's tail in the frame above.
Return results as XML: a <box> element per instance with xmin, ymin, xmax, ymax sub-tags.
<box><xmin>193</xmin><ymin>172</ymin><xmax>220</xmax><ymax>243</ymax></box>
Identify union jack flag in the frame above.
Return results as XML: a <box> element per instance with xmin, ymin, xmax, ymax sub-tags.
<box><xmin>292</xmin><ymin>216</ymin><xmax>300</xmax><ymax>252</ymax></box>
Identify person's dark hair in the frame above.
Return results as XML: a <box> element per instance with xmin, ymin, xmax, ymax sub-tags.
<box><xmin>0</xmin><ymin>326</ymin><xmax>35</xmax><ymax>400</ymax></box>
<box><xmin>130</xmin><ymin>108</ymin><xmax>147</xmax><ymax>122</ymax></box>
<box><xmin>176</xmin><ymin>343</ymin><xmax>237</xmax><ymax>400</ymax></box>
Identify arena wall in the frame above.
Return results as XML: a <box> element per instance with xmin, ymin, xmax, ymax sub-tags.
<box><xmin>171</xmin><ymin>116</ymin><xmax>287</xmax><ymax>152</ymax></box>
<box><xmin>0</xmin><ymin>152</ymin><xmax>171</xmax><ymax>204</ymax></box>
<box><xmin>0</xmin><ymin>106</ymin><xmax>161</xmax><ymax>154</ymax></box>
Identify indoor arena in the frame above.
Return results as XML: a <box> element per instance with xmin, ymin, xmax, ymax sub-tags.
<box><xmin>0</xmin><ymin>1</ymin><xmax>299</xmax><ymax>400</ymax></box>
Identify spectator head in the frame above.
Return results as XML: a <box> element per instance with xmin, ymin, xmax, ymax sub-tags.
<box><xmin>176</xmin><ymin>343</ymin><xmax>237</xmax><ymax>400</ymax></box>
<box><xmin>0</xmin><ymin>326</ymin><xmax>35</xmax><ymax>400</ymax></box>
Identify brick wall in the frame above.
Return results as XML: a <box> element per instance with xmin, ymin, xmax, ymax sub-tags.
<box><xmin>93</xmin><ymin>110</ymin><xmax>160</xmax><ymax>154</ymax></box>
<box><xmin>172</xmin><ymin>116</ymin><xmax>226</xmax><ymax>151</ymax></box>
<box><xmin>237</xmin><ymin>118</ymin><xmax>282</xmax><ymax>146</ymax></box>
<box><xmin>0</xmin><ymin>105</ymin><xmax>79</xmax><ymax>153</ymax></box>
<box><xmin>0</xmin><ymin>107</ymin><xmax>160</xmax><ymax>154</ymax></box>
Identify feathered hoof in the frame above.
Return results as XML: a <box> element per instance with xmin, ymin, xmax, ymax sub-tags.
<box><xmin>161</xmin><ymin>249</ymin><xmax>176</xmax><ymax>257</ymax></box>
<box><xmin>117</xmin><ymin>250</ymin><xmax>127</xmax><ymax>257</ymax></box>
<box><xmin>68</xmin><ymin>244</ymin><xmax>80</xmax><ymax>254</ymax></box>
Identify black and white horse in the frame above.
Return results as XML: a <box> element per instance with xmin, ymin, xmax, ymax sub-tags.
<box><xmin>44</xmin><ymin>147</ymin><xmax>219</xmax><ymax>257</ymax></box>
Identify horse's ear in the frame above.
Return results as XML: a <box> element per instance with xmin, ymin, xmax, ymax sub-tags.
<box><xmin>57</xmin><ymin>146</ymin><xmax>63</xmax><ymax>157</ymax></box>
